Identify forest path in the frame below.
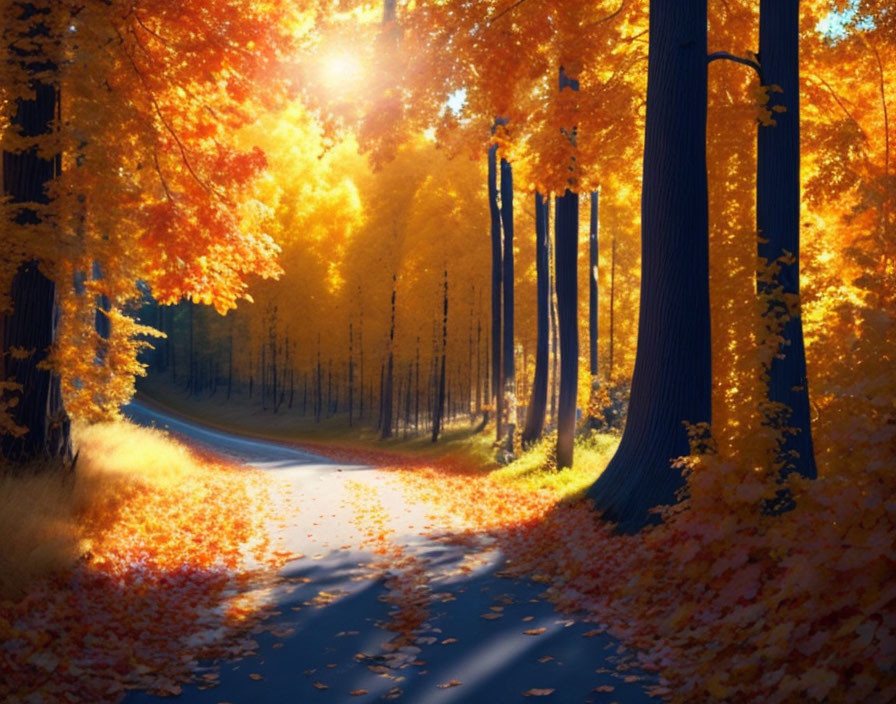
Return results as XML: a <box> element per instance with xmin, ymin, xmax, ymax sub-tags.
<box><xmin>123</xmin><ymin>402</ymin><xmax>654</xmax><ymax>704</ymax></box>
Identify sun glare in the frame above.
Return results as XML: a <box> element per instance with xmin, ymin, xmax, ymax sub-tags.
<box><xmin>320</xmin><ymin>50</ymin><xmax>365</xmax><ymax>93</ymax></box>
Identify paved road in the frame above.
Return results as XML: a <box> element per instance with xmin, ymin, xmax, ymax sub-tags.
<box><xmin>123</xmin><ymin>402</ymin><xmax>656</xmax><ymax>704</ymax></box>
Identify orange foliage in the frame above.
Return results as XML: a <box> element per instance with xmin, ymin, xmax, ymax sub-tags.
<box><xmin>0</xmin><ymin>423</ymin><xmax>288</xmax><ymax>703</ymax></box>
<box><xmin>1</xmin><ymin>0</ymin><xmax>308</xmax><ymax>423</ymax></box>
<box><xmin>367</xmin><ymin>445</ymin><xmax>896</xmax><ymax>703</ymax></box>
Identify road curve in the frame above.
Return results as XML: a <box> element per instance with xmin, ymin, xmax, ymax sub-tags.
<box><xmin>123</xmin><ymin>402</ymin><xmax>656</xmax><ymax>704</ymax></box>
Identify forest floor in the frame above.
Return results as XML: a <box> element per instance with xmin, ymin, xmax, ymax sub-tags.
<box><xmin>119</xmin><ymin>400</ymin><xmax>655</xmax><ymax>704</ymax></box>
<box><xmin>6</xmin><ymin>381</ymin><xmax>892</xmax><ymax>702</ymax></box>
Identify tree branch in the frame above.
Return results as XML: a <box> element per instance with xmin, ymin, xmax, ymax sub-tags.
<box><xmin>489</xmin><ymin>0</ymin><xmax>532</xmax><ymax>25</ymax></box>
<box><xmin>707</xmin><ymin>51</ymin><xmax>762</xmax><ymax>81</ymax></box>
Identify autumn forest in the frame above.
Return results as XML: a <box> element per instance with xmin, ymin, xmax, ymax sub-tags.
<box><xmin>1</xmin><ymin>0</ymin><xmax>894</xmax><ymax>702</ymax></box>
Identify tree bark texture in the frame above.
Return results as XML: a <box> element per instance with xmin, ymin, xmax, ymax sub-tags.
<box><xmin>757</xmin><ymin>0</ymin><xmax>816</xmax><ymax>479</ymax></box>
<box><xmin>488</xmin><ymin>144</ymin><xmax>503</xmax><ymax>440</ymax></box>
<box><xmin>554</xmin><ymin>190</ymin><xmax>579</xmax><ymax>469</ymax></box>
<box><xmin>500</xmin><ymin>158</ymin><xmax>516</xmax><ymax>450</ymax></box>
<box><xmin>2</xmin><ymin>7</ymin><xmax>72</xmax><ymax>463</ymax></box>
<box><xmin>587</xmin><ymin>0</ymin><xmax>711</xmax><ymax>532</ymax></box>
<box><xmin>521</xmin><ymin>192</ymin><xmax>550</xmax><ymax>447</ymax></box>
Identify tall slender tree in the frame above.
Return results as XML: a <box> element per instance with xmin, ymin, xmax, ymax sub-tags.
<box><xmin>554</xmin><ymin>189</ymin><xmax>579</xmax><ymax>469</ymax></box>
<box><xmin>589</xmin><ymin>190</ymin><xmax>599</xmax><ymax>380</ymax></box>
<box><xmin>488</xmin><ymin>143</ymin><xmax>503</xmax><ymax>440</ymax></box>
<box><xmin>757</xmin><ymin>0</ymin><xmax>817</xmax><ymax>479</ymax></box>
<box><xmin>499</xmin><ymin>158</ymin><xmax>516</xmax><ymax>450</ymax></box>
<box><xmin>554</xmin><ymin>65</ymin><xmax>581</xmax><ymax>470</ymax></box>
<box><xmin>521</xmin><ymin>192</ymin><xmax>550</xmax><ymax>447</ymax></box>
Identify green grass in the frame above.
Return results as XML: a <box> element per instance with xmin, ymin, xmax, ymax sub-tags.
<box><xmin>136</xmin><ymin>376</ymin><xmax>496</xmax><ymax>464</ymax></box>
<box><xmin>136</xmin><ymin>376</ymin><xmax>619</xmax><ymax>496</ymax></box>
<box><xmin>492</xmin><ymin>432</ymin><xmax>620</xmax><ymax>500</ymax></box>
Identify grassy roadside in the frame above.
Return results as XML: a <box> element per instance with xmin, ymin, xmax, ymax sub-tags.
<box><xmin>0</xmin><ymin>421</ymin><xmax>267</xmax><ymax>599</ymax></box>
<box><xmin>136</xmin><ymin>375</ymin><xmax>620</xmax><ymax>501</ymax></box>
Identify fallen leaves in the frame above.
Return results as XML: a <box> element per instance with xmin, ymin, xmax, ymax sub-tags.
<box><xmin>523</xmin><ymin>688</ymin><xmax>555</xmax><ymax>697</ymax></box>
<box><xmin>436</xmin><ymin>679</ymin><xmax>462</xmax><ymax>689</ymax></box>
<box><xmin>523</xmin><ymin>627</ymin><xmax>547</xmax><ymax>636</ymax></box>
<box><xmin>0</xmin><ymin>429</ymin><xmax>292</xmax><ymax>704</ymax></box>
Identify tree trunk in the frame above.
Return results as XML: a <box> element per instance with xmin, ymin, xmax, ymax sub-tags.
<box><xmin>554</xmin><ymin>190</ymin><xmax>579</xmax><ymax>469</ymax></box>
<box><xmin>757</xmin><ymin>0</ymin><xmax>816</xmax><ymax>479</ymax></box>
<box><xmin>414</xmin><ymin>338</ymin><xmax>420</xmax><ymax>432</ymax></box>
<box><xmin>348</xmin><ymin>322</ymin><xmax>354</xmax><ymax>426</ymax></box>
<box><xmin>1</xmin><ymin>7</ymin><xmax>71</xmax><ymax>463</ymax></box>
<box><xmin>548</xmin><ymin>202</ymin><xmax>559</xmax><ymax>427</ymax></box>
<box><xmin>432</xmin><ymin>271</ymin><xmax>448</xmax><ymax>442</ymax></box>
<box><xmin>609</xmin><ymin>234</ymin><xmax>617</xmax><ymax>379</ymax></box>
<box><xmin>587</xmin><ymin>190</ymin><xmax>601</xmax><ymax>429</ymax></box>
<box><xmin>227</xmin><ymin>334</ymin><xmax>233</xmax><ymax>400</ymax></box>
<box><xmin>500</xmin><ymin>158</ymin><xmax>516</xmax><ymax>451</ymax></box>
<box><xmin>315</xmin><ymin>340</ymin><xmax>323</xmax><ymax>423</ymax></box>
<box><xmin>521</xmin><ymin>192</ymin><xmax>551</xmax><ymax>447</ymax></box>
<box><xmin>589</xmin><ymin>191</ymin><xmax>599</xmax><ymax>378</ymax></box>
<box><xmin>381</xmin><ymin>274</ymin><xmax>397</xmax><ymax>439</ymax></box>
<box><xmin>488</xmin><ymin>143</ymin><xmax>504</xmax><ymax>440</ymax></box>
<box><xmin>587</xmin><ymin>0</ymin><xmax>711</xmax><ymax>532</ymax></box>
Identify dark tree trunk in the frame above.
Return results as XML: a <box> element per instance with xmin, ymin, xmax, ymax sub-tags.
<box><xmin>315</xmin><ymin>340</ymin><xmax>323</xmax><ymax>423</ymax></box>
<box><xmin>521</xmin><ymin>192</ymin><xmax>550</xmax><ymax>447</ymax></box>
<box><xmin>358</xmin><ymin>307</ymin><xmax>365</xmax><ymax>421</ymax></box>
<box><xmin>93</xmin><ymin>260</ymin><xmax>111</xmax><ymax>348</ymax></box>
<box><xmin>227</xmin><ymin>333</ymin><xmax>233</xmax><ymax>400</ymax></box>
<box><xmin>589</xmin><ymin>191</ymin><xmax>599</xmax><ymax>378</ymax></box>
<box><xmin>548</xmin><ymin>203</ymin><xmax>559</xmax><ymax>427</ymax></box>
<box><xmin>170</xmin><ymin>306</ymin><xmax>177</xmax><ymax>383</ymax></box>
<box><xmin>302</xmin><ymin>373</ymin><xmax>308</xmax><ymax>416</ymax></box>
<box><xmin>381</xmin><ymin>275</ymin><xmax>397</xmax><ymax>439</ymax></box>
<box><xmin>1</xmin><ymin>7</ymin><xmax>72</xmax><ymax>463</ymax></box>
<box><xmin>432</xmin><ymin>271</ymin><xmax>448</xmax><ymax>442</ymax></box>
<box><xmin>270</xmin><ymin>309</ymin><xmax>279</xmax><ymax>413</ymax></box>
<box><xmin>188</xmin><ymin>302</ymin><xmax>196</xmax><ymax>394</ymax></box>
<box><xmin>326</xmin><ymin>360</ymin><xmax>332</xmax><ymax>417</ymax></box>
<box><xmin>757</xmin><ymin>0</ymin><xmax>816</xmax><ymax>479</ymax></box>
<box><xmin>488</xmin><ymin>143</ymin><xmax>503</xmax><ymax>440</ymax></box>
<box><xmin>377</xmin><ymin>363</ymin><xmax>385</xmax><ymax>431</ymax></box>
<box><xmin>554</xmin><ymin>190</ymin><xmax>579</xmax><ymax>469</ymax></box>
<box><xmin>609</xmin><ymin>234</ymin><xmax>617</xmax><ymax>379</ymax></box>
<box><xmin>586</xmin><ymin>190</ymin><xmax>601</xmax><ymax>430</ymax></box>
<box><xmin>289</xmin><ymin>368</ymin><xmax>294</xmax><ymax>409</ymax></box>
<box><xmin>261</xmin><ymin>341</ymin><xmax>267</xmax><ymax>410</ymax></box>
<box><xmin>414</xmin><ymin>338</ymin><xmax>420</xmax><ymax>432</ymax></box>
<box><xmin>500</xmin><ymin>158</ymin><xmax>516</xmax><ymax>451</ymax></box>
<box><xmin>475</xmin><ymin>310</ymin><xmax>483</xmax><ymax>415</ymax></box>
<box><xmin>404</xmin><ymin>362</ymin><xmax>412</xmax><ymax>437</ymax></box>
<box><xmin>348</xmin><ymin>322</ymin><xmax>354</xmax><ymax>426</ymax></box>
<box><xmin>587</xmin><ymin>0</ymin><xmax>711</xmax><ymax>532</ymax></box>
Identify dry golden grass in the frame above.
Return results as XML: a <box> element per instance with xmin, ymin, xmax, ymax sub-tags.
<box><xmin>0</xmin><ymin>421</ymin><xmax>223</xmax><ymax>600</ymax></box>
